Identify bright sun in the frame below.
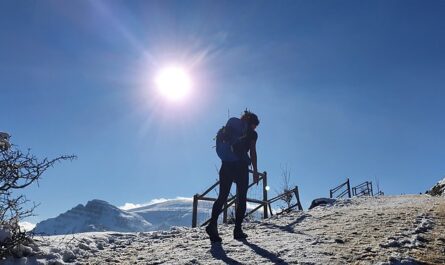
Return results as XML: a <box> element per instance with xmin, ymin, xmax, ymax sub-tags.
<box><xmin>155</xmin><ymin>66</ymin><xmax>192</xmax><ymax>102</ymax></box>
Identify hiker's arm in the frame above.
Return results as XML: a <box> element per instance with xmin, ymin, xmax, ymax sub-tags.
<box><xmin>250</xmin><ymin>140</ymin><xmax>259</xmax><ymax>184</ymax></box>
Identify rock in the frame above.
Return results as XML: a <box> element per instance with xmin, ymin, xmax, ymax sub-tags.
<box><xmin>309</xmin><ymin>198</ymin><xmax>337</xmax><ymax>209</ymax></box>
<box><xmin>11</xmin><ymin>244</ymin><xmax>34</xmax><ymax>258</ymax></box>
<box><xmin>335</xmin><ymin>238</ymin><xmax>345</xmax><ymax>244</ymax></box>
<box><xmin>380</xmin><ymin>240</ymin><xmax>401</xmax><ymax>248</ymax></box>
<box><xmin>427</xmin><ymin>177</ymin><xmax>445</xmax><ymax>196</ymax></box>
<box><xmin>96</xmin><ymin>241</ymin><xmax>105</xmax><ymax>250</ymax></box>
<box><xmin>62</xmin><ymin>250</ymin><xmax>76</xmax><ymax>262</ymax></box>
<box><xmin>78</xmin><ymin>242</ymin><xmax>91</xmax><ymax>251</ymax></box>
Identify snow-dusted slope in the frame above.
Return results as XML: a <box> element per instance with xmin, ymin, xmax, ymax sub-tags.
<box><xmin>8</xmin><ymin>195</ymin><xmax>445</xmax><ymax>265</ymax></box>
<box><xmin>33</xmin><ymin>200</ymin><xmax>152</xmax><ymax>235</ymax></box>
<box><xmin>128</xmin><ymin>198</ymin><xmax>213</xmax><ymax>231</ymax></box>
<box><xmin>427</xmin><ymin>177</ymin><xmax>445</xmax><ymax>196</ymax></box>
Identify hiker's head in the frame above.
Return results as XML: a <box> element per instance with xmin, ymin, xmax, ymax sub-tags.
<box><xmin>241</xmin><ymin>110</ymin><xmax>260</xmax><ymax>129</ymax></box>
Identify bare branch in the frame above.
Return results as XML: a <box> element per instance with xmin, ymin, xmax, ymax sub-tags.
<box><xmin>278</xmin><ymin>164</ymin><xmax>293</xmax><ymax>209</ymax></box>
<box><xmin>0</xmin><ymin>143</ymin><xmax>75</xmax><ymax>258</ymax></box>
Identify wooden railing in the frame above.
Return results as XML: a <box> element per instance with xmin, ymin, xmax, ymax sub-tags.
<box><xmin>264</xmin><ymin>186</ymin><xmax>303</xmax><ymax>216</ymax></box>
<box><xmin>352</xmin><ymin>181</ymin><xmax>373</xmax><ymax>197</ymax></box>
<box><xmin>192</xmin><ymin>170</ymin><xmax>268</xmax><ymax>228</ymax></box>
<box><xmin>329</xmin><ymin>178</ymin><xmax>351</xmax><ymax>199</ymax></box>
<box><xmin>192</xmin><ymin>170</ymin><xmax>303</xmax><ymax>227</ymax></box>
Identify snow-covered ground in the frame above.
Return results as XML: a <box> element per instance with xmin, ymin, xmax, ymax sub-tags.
<box><xmin>3</xmin><ymin>194</ymin><xmax>444</xmax><ymax>264</ymax></box>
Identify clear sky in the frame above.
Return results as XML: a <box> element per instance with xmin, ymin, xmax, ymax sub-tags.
<box><xmin>1</xmin><ymin>1</ymin><xmax>444</xmax><ymax>224</ymax></box>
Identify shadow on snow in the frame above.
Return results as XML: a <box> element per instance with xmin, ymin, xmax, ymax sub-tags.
<box><xmin>210</xmin><ymin>239</ymin><xmax>290</xmax><ymax>265</ymax></box>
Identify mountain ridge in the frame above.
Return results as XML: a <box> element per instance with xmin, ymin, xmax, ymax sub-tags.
<box><xmin>33</xmin><ymin>198</ymin><xmax>213</xmax><ymax>235</ymax></box>
<box><xmin>33</xmin><ymin>199</ymin><xmax>153</xmax><ymax>235</ymax></box>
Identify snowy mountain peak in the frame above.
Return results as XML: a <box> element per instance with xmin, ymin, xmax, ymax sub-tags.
<box><xmin>33</xmin><ymin>197</ymin><xmax>257</xmax><ymax>235</ymax></box>
<box><xmin>33</xmin><ymin>198</ymin><xmax>215</xmax><ymax>235</ymax></box>
<box><xmin>85</xmin><ymin>199</ymin><xmax>111</xmax><ymax>207</ymax></box>
<box><xmin>34</xmin><ymin>199</ymin><xmax>152</xmax><ymax>235</ymax></box>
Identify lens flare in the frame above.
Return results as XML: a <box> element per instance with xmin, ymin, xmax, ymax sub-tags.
<box><xmin>155</xmin><ymin>66</ymin><xmax>191</xmax><ymax>102</ymax></box>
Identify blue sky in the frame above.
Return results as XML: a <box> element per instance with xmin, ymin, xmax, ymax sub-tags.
<box><xmin>1</xmin><ymin>1</ymin><xmax>444</xmax><ymax>224</ymax></box>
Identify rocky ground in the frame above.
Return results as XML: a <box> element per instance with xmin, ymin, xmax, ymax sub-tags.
<box><xmin>3</xmin><ymin>195</ymin><xmax>445</xmax><ymax>265</ymax></box>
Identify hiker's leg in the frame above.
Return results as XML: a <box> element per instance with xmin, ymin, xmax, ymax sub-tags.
<box><xmin>210</xmin><ymin>162</ymin><xmax>234</xmax><ymax>226</ymax></box>
<box><xmin>235</xmin><ymin>162</ymin><xmax>249</xmax><ymax>229</ymax></box>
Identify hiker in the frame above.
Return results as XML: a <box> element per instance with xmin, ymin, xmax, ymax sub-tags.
<box><xmin>206</xmin><ymin>110</ymin><xmax>260</xmax><ymax>242</ymax></box>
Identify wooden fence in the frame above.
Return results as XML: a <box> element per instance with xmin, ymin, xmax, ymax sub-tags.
<box><xmin>329</xmin><ymin>178</ymin><xmax>351</xmax><ymax>199</ymax></box>
<box><xmin>265</xmin><ymin>186</ymin><xmax>303</xmax><ymax>216</ymax></box>
<box><xmin>192</xmin><ymin>170</ymin><xmax>303</xmax><ymax>228</ymax></box>
<box><xmin>330</xmin><ymin>179</ymin><xmax>376</xmax><ymax>198</ymax></box>
<box><xmin>352</xmin><ymin>181</ymin><xmax>373</xmax><ymax>197</ymax></box>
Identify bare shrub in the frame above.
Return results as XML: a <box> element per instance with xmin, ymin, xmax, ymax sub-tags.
<box><xmin>0</xmin><ymin>134</ymin><xmax>75</xmax><ymax>258</ymax></box>
<box><xmin>278</xmin><ymin>164</ymin><xmax>293</xmax><ymax>210</ymax></box>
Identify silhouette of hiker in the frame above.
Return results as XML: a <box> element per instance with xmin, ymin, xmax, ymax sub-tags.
<box><xmin>207</xmin><ymin>110</ymin><xmax>260</xmax><ymax>242</ymax></box>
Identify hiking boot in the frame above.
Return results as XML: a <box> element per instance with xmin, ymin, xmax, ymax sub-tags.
<box><xmin>206</xmin><ymin>225</ymin><xmax>222</xmax><ymax>243</ymax></box>
<box><xmin>233</xmin><ymin>228</ymin><xmax>248</xmax><ymax>240</ymax></box>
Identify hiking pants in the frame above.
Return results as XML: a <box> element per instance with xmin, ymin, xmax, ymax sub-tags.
<box><xmin>210</xmin><ymin>161</ymin><xmax>249</xmax><ymax>229</ymax></box>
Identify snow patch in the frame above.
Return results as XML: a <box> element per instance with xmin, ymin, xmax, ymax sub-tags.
<box><xmin>379</xmin><ymin>213</ymin><xmax>434</xmax><ymax>250</ymax></box>
<box><xmin>19</xmin><ymin>222</ymin><xmax>36</xmax><ymax>232</ymax></box>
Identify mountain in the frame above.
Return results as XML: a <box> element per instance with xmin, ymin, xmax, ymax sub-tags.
<box><xmin>34</xmin><ymin>198</ymin><xmax>260</xmax><ymax>235</ymax></box>
<box><xmin>33</xmin><ymin>200</ymin><xmax>153</xmax><ymax>235</ymax></box>
<box><xmin>127</xmin><ymin>198</ymin><xmax>213</xmax><ymax>231</ymax></box>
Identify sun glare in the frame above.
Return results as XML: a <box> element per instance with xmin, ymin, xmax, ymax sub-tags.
<box><xmin>155</xmin><ymin>66</ymin><xmax>192</xmax><ymax>102</ymax></box>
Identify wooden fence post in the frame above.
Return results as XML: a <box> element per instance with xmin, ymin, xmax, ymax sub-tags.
<box><xmin>294</xmin><ymin>186</ymin><xmax>303</xmax><ymax>210</ymax></box>
<box><xmin>263</xmin><ymin>171</ymin><xmax>268</xmax><ymax>219</ymax></box>
<box><xmin>192</xmin><ymin>194</ymin><xmax>198</xmax><ymax>228</ymax></box>
<box><xmin>347</xmin><ymin>178</ymin><xmax>351</xmax><ymax>198</ymax></box>
<box><xmin>223</xmin><ymin>202</ymin><xmax>228</xmax><ymax>224</ymax></box>
<box><xmin>369</xmin><ymin>181</ymin><xmax>373</xmax><ymax>196</ymax></box>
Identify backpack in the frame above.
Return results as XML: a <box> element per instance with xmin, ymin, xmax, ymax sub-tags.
<box><xmin>215</xmin><ymin>117</ymin><xmax>250</xmax><ymax>163</ymax></box>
